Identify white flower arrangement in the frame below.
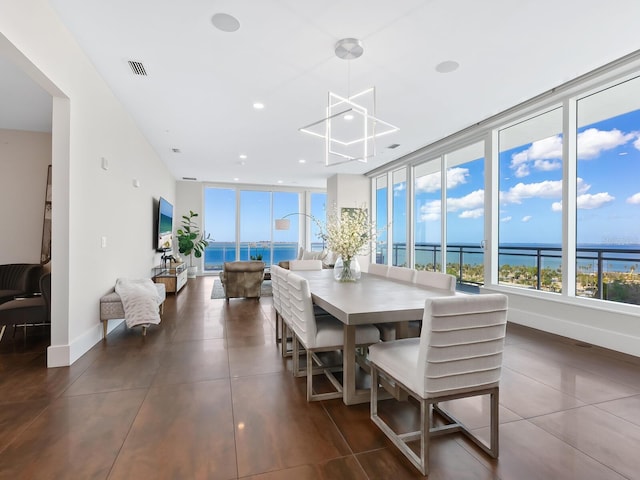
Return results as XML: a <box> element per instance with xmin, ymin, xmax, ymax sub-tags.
<box><xmin>323</xmin><ymin>207</ymin><xmax>376</xmax><ymax>261</ymax></box>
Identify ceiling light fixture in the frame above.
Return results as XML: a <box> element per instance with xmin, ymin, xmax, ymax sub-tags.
<box><xmin>435</xmin><ymin>60</ymin><xmax>460</xmax><ymax>73</ymax></box>
<box><xmin>211</xmin><ymin>13</ymin><xmax>240</xmax><ymax>32</ymax></box>
<box><xmin>253</xmin><ymin>102</ymin><xmax>265</xmax><ymax>110</ymax></box>
<box><xmin>299</xmin><ymin>38</ymin><xmax>399</xmax><ymax>167</ymax></box>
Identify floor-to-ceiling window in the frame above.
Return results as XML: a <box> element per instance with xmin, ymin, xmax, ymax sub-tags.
<box><xmin>204</xmin><ymin>186</ymin><xmax>324</xmax><ymax>271</ymax></box>
<box><xmin>392</xmin><ymin>168</ymin><xmax>408</xmax><ymax>266</ymax></box>
<box><xmin>414</xmin><ymin>160</ymin><xmax>441</xmax><ymax>271</ymax></box>
<box><xmin>240</xmin><ymin>190</ymin><xmax>271</xmax><ymax>262</ymax></box>
<box><xmin>498</xmin><ymin>107</ymin><xmax>563</xmax><ymax>292</ymax></box>
<box><xmin>575</xmin><ymin>75</ymin><xmax>640</xmax><ymax>305</ymax></box>
<box><xmin>203</xmin><ymin>187</ymin><xmax>237</xmax><ymax>270</ymax></box>
<box><xmin>374</xmin><ymin>175</ymin><xmax>388</xmax><ymax>264</ymax></box>
<box><xmin>310</xmin><ymin>192</ymin><xmax>327</xmax><ymax>251</ymax></box>
<box><xmin>445</xmin><ymin>142</ymin><xmax>485</xmax><ymax>285</ymax></box>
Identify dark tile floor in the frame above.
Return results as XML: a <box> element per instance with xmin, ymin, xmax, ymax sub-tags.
<box><xmin>1</xmin><ymin>276</ymin><xmax>640</xmax><ymax>479</ymax></box>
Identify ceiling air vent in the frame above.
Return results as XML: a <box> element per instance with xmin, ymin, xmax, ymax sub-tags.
<box><xmin>172</xmin><ymin>148</ymin><xmax>181</xmax><ymax>153</ymax></box>
<box><xmin>387</xmin><ymin>143</ymin><xmax>401</xmax><ymax>149</ymax></box>
<box><xmin>128</xmin><ymin>60</ymin><xmax>147</xmax><ymax>76</ymax></box>
<box><xmin>182</xmin><ymin>177</ymin><xmax>197</xmax><ymax>181</ymax></box>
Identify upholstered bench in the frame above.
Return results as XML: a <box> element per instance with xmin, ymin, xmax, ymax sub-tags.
<box><xmin>100</xmin><ymin>283</ymin><xmax>166</xmax><ymax>337</ymax></box>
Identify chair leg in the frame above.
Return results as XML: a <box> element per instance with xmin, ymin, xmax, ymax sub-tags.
<box><xmin>490</xmin><ymin>387</ymin><xmax>500</xmax><ymax>457</ymax></box>
<box><xmin>103</xmin><ymin>320</ymin><xmax>108</xmax><ymax>339</ymax></box>
<box><xmin>306</xmin><ymin>348</ymin><xmax>313</xmax><ymax>401</ymax></box>
<box><xmin>0</xmin><ymin>325</ymin><xmax>5</xmax><ymax>342</ymax></box>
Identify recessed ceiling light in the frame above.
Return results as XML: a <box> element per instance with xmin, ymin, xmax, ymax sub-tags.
<box><xmin>211</xmin><ymin>13</ymin><xmax>240</xmax><ymax>32</ymax></box>
<box><xmin>253</xmin><ymin>102</ymin><xmax>265</xmax><ymax>110</ymax></box>
<box><xmin>343</xmin><ymin>113</ymin><xmax>354</xmax><ymax>121</ymax></box>
<box><xmin>233</xmin><ymin>177</ymin><xmax>240</xmax><ymax>182</ymax></box>
<box><xmin>239</xmin><ymin>154</ymin><xmax>247</xmax><ymax>159</ymax></box>
<box><xmin>435</xmin><ymin>60</ymin><xmax>460</xmax><ymax>73</ymax></box>
<box><xmin>277</xmin><ymin>180</ymin><xmax>284</xmax><ymax>184</ymax></box>
<box><xmin>298</xmin><ymin>159</ymin><xmax>306</xmax><ymax>164</ymax></box>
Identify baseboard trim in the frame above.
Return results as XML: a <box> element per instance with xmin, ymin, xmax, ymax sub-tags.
<box><xmin>47</xmin><ymin>319</ymin><xmax>124</xmax><ymax>367</ymax></box>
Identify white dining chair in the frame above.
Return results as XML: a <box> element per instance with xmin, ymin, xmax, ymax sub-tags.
<box><xmin>369</xmin><ymin>293</ymin><xmax>508</xmax><ymax>476</ymax></box>
<box><xmin>289</xmin><ymin>259</ymin><xmax>323</xmax><ymax>271</ymax></box>
<box><xmin>367</xmin><ymin>263</ymin><xmax>389</xmax><ymax>276</ymax></box>
<box><xmin>414</xmin><ymin>270</ymin><xmax>456</xmax><ymax>291</ymax></box>
<box><xmin>276</xmin><ymin>266</ymin><xmax>294</xmax><ymax>358</ymax></box>
<box><xmin>287</xmin><ymin>271</ymin><xmax>381</xmax><ymax>401</ymax></box>
<box><xmin>387</xmin><ymin>265</ymin><xmax>416</xmax><ymax>282</ymax></box>
<box><xmin>270</xmin><ymin>265</ymin><xmax>286</xmax><ymax>345</ymax></box>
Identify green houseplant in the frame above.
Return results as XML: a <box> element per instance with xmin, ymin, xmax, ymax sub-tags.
<box><xmin>177</xmin><ymin>210</ymin><xmax>210</xmax><ymax>277</ymax></box>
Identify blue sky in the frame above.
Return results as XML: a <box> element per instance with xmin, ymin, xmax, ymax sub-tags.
<box><xmin>406</xmin><ymin>108</ymin><xmax>640</xmax><ymax>246</ymax></box>
<box><xmin>203</xmin><ymin>189</ymin><xmax>326</xmax><ymax>244</ymax></box>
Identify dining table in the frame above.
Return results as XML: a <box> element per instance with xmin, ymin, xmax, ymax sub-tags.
<box><xmin>293</xmin><ymin>269</ymin><xmax>462</xmax><ymax>405</ymax></box>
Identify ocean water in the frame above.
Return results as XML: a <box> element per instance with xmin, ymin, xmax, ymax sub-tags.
<box><xmin>204</xmin><ymin>242</ymin><xmax>301</xmax><ymax>269</ymax></box>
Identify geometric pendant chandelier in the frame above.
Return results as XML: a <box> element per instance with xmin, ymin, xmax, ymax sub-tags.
<box><xmin>298</xmin><ymin>38</ymin><xmax>399</xmax><ymax>167</ymax></box>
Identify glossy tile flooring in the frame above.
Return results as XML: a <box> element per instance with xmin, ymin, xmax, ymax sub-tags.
<box><xmin>1</xmin><ymin>276</ymin><xmax>640</xmax><ymax>479</ymax></box>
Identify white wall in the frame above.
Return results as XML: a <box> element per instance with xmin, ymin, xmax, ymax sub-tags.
<box><xmin>175</xmin><ymin>181</ymin><xmax>205</xmax><ymax>271</ymax></box>
<box><xmin>481</xmin><ymin>286</ymin><xmax>640</xmax><ymax>357</ymax></box>
<box><xmin>326</xmin><ymin>174</ymin><xmax>371</xmax><ymax>267</ymax></box>
<box><xmin>0</xmin><ymin>0</ymin><xmax>176</xmax><ymax>366</ymax></box>
<box><xmin>0</xmin><ymin>129</ymin><xmax>51</xmax><ymax>263</ymax></box>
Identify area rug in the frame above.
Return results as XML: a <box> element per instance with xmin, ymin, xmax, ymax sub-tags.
<box><xmin>211</xmin><ymin>279</ymin><xmax>272</xmax><ymax>299</ymax></box>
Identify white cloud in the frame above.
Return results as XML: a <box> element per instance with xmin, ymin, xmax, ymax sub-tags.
<box><xmin>552</xmin><ymin>192</ymin><xmax>615</xmax><ymax>211</ymax></box>
<box><xmin>578</xmin><ymin>128</ymin><xmax>634</xmax><ymax>159</ymax></box>
<box><xmin>447</xmin><ymin>189</ymin><xmax>484</xmax><ymax>212</ymax></box>
<box><xmin>501</xmin><ymin>216</ymin><xmax>512</xmax><ymax>223</ymax></box>
<box><xmin>533</xmin><ymin>159</ymin><xmax>562</xmax><ymax>171</ymax></box>
<box><xmin>446</xmin><ymin>168</ymin><xmax>469</xmax><ymax>189</ymax></box>
<box><xmin>393</xmin><ymin>183</ymin><xmax>406</xmax><ymax>195</ymax></box>
<box><xmin>514</xmin><ymin>164</ymin><xmax>530</xmax><ymax>178</ymax></box>
<box><xmin>415</xmin><ymin>172</ymin><xmax>440</xmax><ymax>193</ymax></box>
<box><xmin>522</xmin><ymin>215</ymin><xmax>532</xmax><ymax>222</ymax></box>
<box><xmin>577</xmin><ymin>192</ymin><xmax>614</xmax><ymax>209</ymax></box>
<box><xmin>418</xmin><ymin>200</ymin><xmax>441</xmax><ymax>222</ymax></box>
<box><xmin>500</xmin><ymin>178</ymin><xmax>590</xmax><ymax>205</ymax></box>
<box><xmin>459</xmin><ymin>208</ymin><xmax>484</xmax><ymax>219</ymax></box>
<box><xmin>627</xmin><ymin>192</ymin><xmax>640</xmax><ymax>204</ymax></box>
<box><xmin>508</xmin><ymin>128</ymin><xmax>635</xmax><ymax>178</ymax></box>
<box><xmin>415</xmin><ymin>167</ymin><xmax>469</xmax><ymax>193</ymax></box>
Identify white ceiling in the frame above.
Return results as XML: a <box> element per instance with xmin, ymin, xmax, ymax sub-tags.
<box><xmin>3</xmin><ymin>1</ymin><xmax>640</xmax><ymax>188</ymax></box>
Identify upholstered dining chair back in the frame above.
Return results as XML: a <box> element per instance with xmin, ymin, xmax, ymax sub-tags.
<box><xmin>367</xmin><ymin>263</ymin><xmax>389</xmax><ymax>277</ymax></box>
<box><xmin>270</xmin><ymin>265</ymin><xmax>283</xmax><ymax>341</ymax></box>
<box><xmin>415</xmin><ymin>294</ymin><xmax>508</xmax><ymax>397</ymax></box>
<box><xmin>387</xmin><ymin>265</ymin><xmax>416</xmax><ymax>282</ymax></box>
<box><xmin>289</xmin><ymin>259</ymin><xmax>323</xmax><ymax>271</ymax></box>
<box><xmin>287</xmin><ymin>272</ymin><xmax>317</xmax><ymax>347</ymax></box>
<box><xmin>278</xmin><ymin>267</ymin><xmax>292</xmax><ymax>326</ymax></box>
<box><xmin>414</xmin><ymin>270</ymin><xmax>456</xmax><ymax>291</ymax></box>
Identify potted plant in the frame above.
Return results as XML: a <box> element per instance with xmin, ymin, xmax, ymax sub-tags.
<box><xmin>177</xmin><ymin>210</ymin><xmax>211</xmax><ymax>278</ymax></box>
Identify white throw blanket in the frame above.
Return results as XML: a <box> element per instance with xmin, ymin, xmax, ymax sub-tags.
<box><xmin>115</xmin><ymin>278</ymin><xmax>162</xmax><ymax>328</ymax></box>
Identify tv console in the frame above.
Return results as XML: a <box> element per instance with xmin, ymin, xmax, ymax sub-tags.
<box><xmin>153</xmin><ymin>262</ymin><xmax>187</xmax><ymax>294</ymax></box>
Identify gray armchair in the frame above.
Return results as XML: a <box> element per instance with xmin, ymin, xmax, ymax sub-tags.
<box><xmin>0</xmin><ymin>264</ymin><xmax>43</xmax><ymax>304</ymax></box>
<box><xmin>0</xmin><ymin>272</ymin><xmax>51</xmax><ymax>342</ymax></box>
<box><xmin>219</xmin><ymin>261</ymin><xmax>265</xmax><ymax>301</ymax></box>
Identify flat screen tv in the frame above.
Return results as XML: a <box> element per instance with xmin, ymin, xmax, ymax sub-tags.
<box><xmin>157</xmin><ymin>196</ymin><xmax>174</xmax><ymax>251</ymax></box>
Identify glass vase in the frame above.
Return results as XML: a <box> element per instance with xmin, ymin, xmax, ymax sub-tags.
<box><xmin>333</xmin><ymin>256</ymin><xmax>361</xmax><ymax>282</ymax></box>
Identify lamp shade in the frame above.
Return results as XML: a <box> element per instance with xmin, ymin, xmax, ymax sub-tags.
<box><xmin>275</xmin><ymin>218</ymin><xmax>291</xmax><ymax>230</ymax></box>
